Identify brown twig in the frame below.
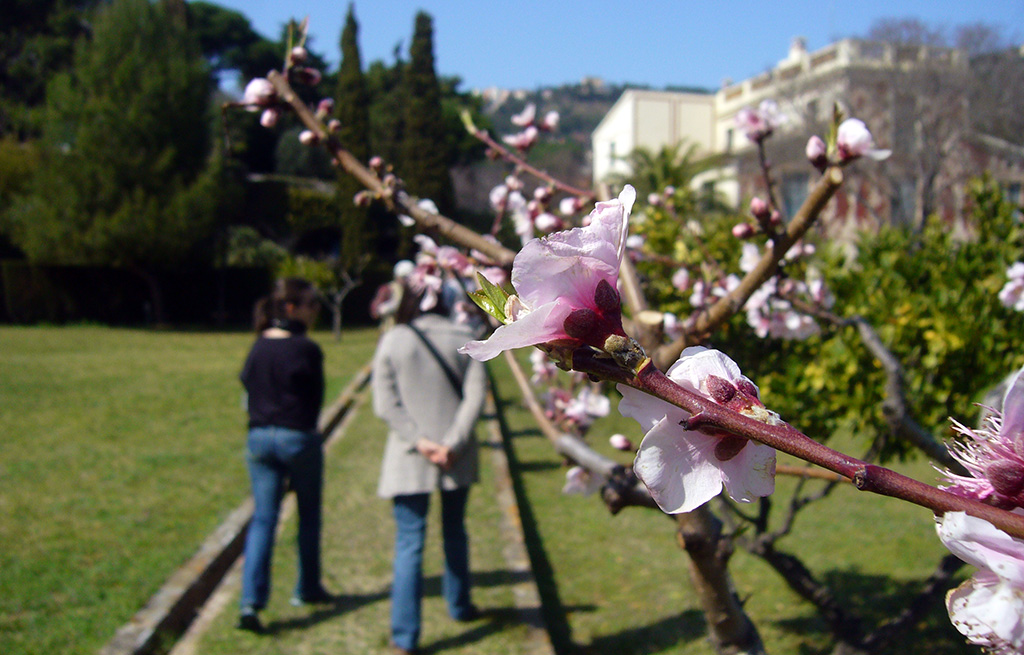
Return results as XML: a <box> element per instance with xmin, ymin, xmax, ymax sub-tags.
<box><xmin>469</xmin><ymin>128</ymin><xmax>595</xmax><ymax>201</ymax></box>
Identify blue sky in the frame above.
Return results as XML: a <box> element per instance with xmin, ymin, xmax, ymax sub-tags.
<box><xmin>209</xmin><ymin>0</ymin><xmax>1023</xmax><ymax>92</ymax></box>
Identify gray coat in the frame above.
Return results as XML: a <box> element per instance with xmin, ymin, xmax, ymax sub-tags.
<box><xmin>372</xmin><ymin>313</ymin><xmax>487</xmax><ymax>498</ymax></box>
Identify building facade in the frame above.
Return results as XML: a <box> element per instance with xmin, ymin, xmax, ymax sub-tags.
<box><xmin>592</xmin><ymin>38</ymin><xmax>1024</xmax><ymax>237</ymax></box>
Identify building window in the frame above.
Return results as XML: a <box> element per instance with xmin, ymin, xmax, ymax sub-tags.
<box><xmin>781</xmin><ymin>172</ymin><xmax>809</xmax><ymax>220</ymax></box>
<box><xmin>701</xmin><ymin>181</ymin><xmax>716</xmax><ymax>211</ymax></box>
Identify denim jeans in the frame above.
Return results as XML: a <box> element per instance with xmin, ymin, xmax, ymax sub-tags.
<box><xmin>240</xmin><ymin>426</ymin><xmax>324</xmax><ymax>611</ymax></box>
<box><xmin>390</xmin><ymin>487</ymin><xmax>473</xmax><ymax>650</ymax></box>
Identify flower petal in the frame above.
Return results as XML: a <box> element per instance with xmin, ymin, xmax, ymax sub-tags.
<box><xmin>666</xmin><ymin>346</ymin><xmax>755</xmax><ymax>397</ymax></box>
<box><xmin>938</xmin><ymin>512</ymin><xmax>1024</xmax><ymax>587</ymax></box>
<box><xmin>947</xmin><ymin>570</ymin><xmax>1024</xmax><ymax>651</ymax></box>
<box><xmin>1000</xmin><ymin>366</ymin><xmax>1024</xmax><ymax>443</ymax></box>
<box><xmin>459</xmin><ymin>300</ymin><xmax>573</xmax><ymax>361</ymax></box>
<box><xmin>719</xmin><ymin>441</ymin><xmax>776</xmax><ymax>502</ymax></box>
<box><xmin>616</xmin><ymin>383</ymin><xmax>685</xmax><ymax>432</ymax></box>
<box><xmin>633</xmin><ymin>420</ymin><xmax>724</xmax><ymax>514</ymax></box>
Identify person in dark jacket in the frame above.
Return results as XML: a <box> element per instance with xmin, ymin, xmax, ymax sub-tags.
<box><xmin>237</xmin><ymin>277</ymin><xmax>331</xmax><ymax>633</ymax></box>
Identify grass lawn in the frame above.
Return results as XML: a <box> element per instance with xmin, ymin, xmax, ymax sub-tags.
<box><xmin>488</xmin><ymin>350</ymin><xmax>974</xmax><ymax>655</ymax></box>
<box><xmin>0</xmin><ymin>325</ymin><xmax>381</xmax><ymax>655</ymax></box>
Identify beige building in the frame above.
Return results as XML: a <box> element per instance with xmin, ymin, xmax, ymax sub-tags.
<box><xmin>592</xmin><ymin>37</ymin><xmax>1024</xmax><ymax>235</ymax></box>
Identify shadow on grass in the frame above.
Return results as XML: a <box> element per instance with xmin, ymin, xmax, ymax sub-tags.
<box><xmin>773</xmin><ymin>567</ymin><xmax>970</xmax><ymax>655</ymax></box>
<box><xmin>264</xmin><ymin>587</ymin><xmax>390</xmax><ymax>634</ymax></box>
<box><xmin>488</xmin><ymin>369</ymin><xmax>579</xmax><ymax>654</ymax></box>
<box><xmin>580</xmin><ymin>610</ymin><xmax>706</xmax><ymax>654</ymax></box>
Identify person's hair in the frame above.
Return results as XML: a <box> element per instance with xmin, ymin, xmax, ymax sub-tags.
<box><xmin>394</xmin><ymin>280</ymin><xmax>449</xmax><ymax>325</ymax></box>
<box><xmin>253</xmin><ymin>277</ymin><xmax>317</xmax><ymax>334</ymax></box>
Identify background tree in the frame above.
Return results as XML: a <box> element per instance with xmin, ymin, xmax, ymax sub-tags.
<box><xmin>400</xmin><ymin>11</ymin><xmax>455</xmax><ymax>214</ymax></box>
<box><xmin>335</xmin><ymin>2</ymin><xmax>374</xmax><ymax>270</ymax></box>
<box><xmin>3</xmin><ymin>0</ymin><xmax>221</xmax><ymax>323</ymax></box>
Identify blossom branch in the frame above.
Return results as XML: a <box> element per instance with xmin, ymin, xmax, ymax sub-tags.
<box><xmin>627</xmin><ymin>359</ymin><xmax>1024</xmax><ymax>540</ymax></box>
<box><xmin>655</xmin><ymin>167</ymin><xmax>845</xmax><ymax>369</ymax></box>
<box><xmin>265</xmin><ymin>71</ymin><xmax>516</xmax><ymax>267</ymax></box>
<box><xmin>467</xmin><ymin>126</ymin><xmax>595</xmax><ymax>201</ymax></box>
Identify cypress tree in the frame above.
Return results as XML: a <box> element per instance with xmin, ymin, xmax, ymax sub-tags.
<box><xmin>334</xmin><ymin>3</ymin><xmax>374</xmax><ymax>267</ymax></box>
<box><xmin>401</xmin><ymin>11</ymin><xmax>454</xmax><ymax>213</ymax></box>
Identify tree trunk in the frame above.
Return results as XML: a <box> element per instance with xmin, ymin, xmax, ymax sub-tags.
<box><xmin>676</xmin><ymin>508</ymin><xmax>766</xmax><ymax>655</ymax></box>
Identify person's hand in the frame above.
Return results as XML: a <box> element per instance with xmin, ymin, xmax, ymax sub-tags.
<box><xmin>415</xmin><ymin>438</ymin><xmax>453</xmax><ymax>470</ymax></box>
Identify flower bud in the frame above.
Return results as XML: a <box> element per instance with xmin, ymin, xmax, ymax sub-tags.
<box><xmin>593</xmin><ymin>279</ymin><xmax>620</xmax><ymax>315</ymax></box>
<box><xmin>706</xmin><ymin>375</ymin><xmax>736</xmax><ymax>404</ymax></box>
<box><xmin>609</xmin><ymin>434</ymin><xmax>633</xmax><ymax>451</ymax></box>
<box><xmin>369</xmin><ymin>156</ymin><xmax>384</xmax><ymax>171</ymax></box>
<box><xmin>327</xmin><ymin>119</ymin><xmax>341</xmax><ymax>133</ymax></box>
<box><xmin>259</xmin><ymin>108</ymin><xmax>280</xmax><ymax>128</ymax></box>
<box><xmin>290</xmin><ymin>46</ymin><xmax>309</xmax><ymax>64</ymax></box>
<box><xmin>750</xmin><ymin>196</ymin><xmax>770</xmax><ymax>220</ymax></box>
<box><xmin>316</xmin><ymin>98</ymin><xmax>335</xmax><ymax>119</ymax></box>
<box><xmin>732</xmin><ymin>223</ymin><xmax>755</xmax><ymax>239</ymax></box>
<box><xmin>298</xmin><ymin>129</ymin><xmax>318</xmax><ymax>146</ymax></box>
<box><xmin>806</xmin><ymin>135</ymin><xmax>827</xmax><ymax>171</ymax></box>
<box><xmin>291</xmin><ymin>66</ymin><xmax>322</xmax><ymax>86</ymax></box>
<box><xmin>243</xmin><ymin>77</ymin><xmax>276</xmax><ymax>108</ymax></box>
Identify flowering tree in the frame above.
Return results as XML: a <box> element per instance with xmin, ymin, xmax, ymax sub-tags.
<box><xmin>227</xmin><ymin>25</ymin><xmax>1024</xmax><ymax>654</ymax></box>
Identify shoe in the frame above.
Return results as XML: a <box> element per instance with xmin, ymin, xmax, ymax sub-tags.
<box><xmin>390</xmin><ymin>643</ymin><xmax>418</xmax><ymax>655</ymax></box>
<box><xmin>289</xmin><ymin>587</ymin><xmax>335</xmax><ymax>606</ymax></box>
<box><xmin>452</xmin><ymin>604</ymin><xmax>481</xmax><ymax>622</ymax></box>
<box><xmin>236</xmin><ymin>610</ymin><xmax>264</xmax><ymax>634</ymax></box>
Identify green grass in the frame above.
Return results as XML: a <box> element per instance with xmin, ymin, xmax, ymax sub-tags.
<box><xmin>487</xmin><ymin>351</ymin><xmax>974</xmax><ymax>655</ymax></box>
<box><xmin>0</xmin><ymin>327</ymin><xmax>977</xmax><ymax>654</ymax></box>
<box><xmin>194</xmin><ymin>385</ymin><xmax>542</xmax><ymax>655</ymax></box>
<box><xmin>0</xmin><ymin>325</ymin><xmax>381</xmax><ymax>654</ymax></box>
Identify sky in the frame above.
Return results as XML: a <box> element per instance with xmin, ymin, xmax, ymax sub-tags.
<box><xmin>209</xmin><ymin>0</ymin><xmax>1024</xmax><ymax>92</ymax></box>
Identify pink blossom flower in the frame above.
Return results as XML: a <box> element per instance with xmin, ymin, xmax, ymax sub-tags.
<box><xmin>943</xmin><ymin>366</ymin><xmax>1024</xmax><ymax>510</ymax></box>
<box><xmin>999</xmin><ymin>262</ymin><xmax>1024</xmax><ymax>312</ymax></box>
<box><xmin>502</xmin><ymin>126</ymin><xmax>539</xmax><ymax>151</ymax></box>
<box><xmin>243</xmin><ymin>77</ymin><xmax>275</xmax><ymax>108</ymax></box>
<box><xmin>647</xmin><ymin>192</ymin><xmax>662</xmax><ymax>207</ymax></box>
<box><xmin>511</xmin><ymin>103</ymin><xmax>536</xmax><ymax>127</ymax></box>
<box><xmin>671</xmin><ymin>267</ymin><xmax>690</xmax><ymax>292</ymax></box>
<box><xmin>564</xmin><ymin>387</ymin><xmax>611</xmax><ymax>428</ymax></box>
<box><xmin>530</xmin><ymin>349</ymin><xmax>558</xmax><ymax>385</ymax></box>
<box><xmin>534</xmin><ymin>212</ymin><xmax>563</xmax><ymax>234</ymax></box>
<box><xmin>460</xmin><ymin>186</ymin><xmax>636</xmax><ymax>360</ymax></box>
<box><xmin>735</xmin><ymin>99</ymin><xmax>784</xmax><ymax>143</ymax></box>
<box><xmin>559</xmin><ymin>196</ymin><xmax>585</xmax><ymax>216</ymax></box>
<box><xmin>539</xmin><ymin>110</ymin><xmax>559</xmax><ymax>131</ymax></box>
<box><xmin>936</xmin><ymin>511</ymin><xmax>1024</xmax><ymax>654</ymax></box>
<box><xmin>749</xmin><ymin>196</ymin><xmax>770</xmax><ymax>220</ymax></box>
<box><xmin>836</xmin><ymin>118</ymin><xmax>891</xmax><ymax>162</ymax></box>
<box><xmin>617</xmin><ymin>347</ymin><xmax>776</xmax><ymax>513</ymax></box>
<box><xmin>662</xmin><ymin>312</ymin><xmax>686</xmax><ymax>341</ymax></box>
<box><xmin>609</xmin><ymin>433</ymin><xmax>633</xmax><ymax>451</ymax></box>
<box><xmin>475</xmin><ymin>266</ymin><xmax>507</xmax><ymax>290</ymax></box>
<box><xmin>806</xmin><ymin>135</ymin><xmax>827</xmax><ymax>170</ymax></box>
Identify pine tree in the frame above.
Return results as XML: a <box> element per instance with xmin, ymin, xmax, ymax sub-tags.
<box><xmin>335</xmin><ymin>3</ymin><xmax>373</xmax><ymax>269</ymax></box>
<box><xmin>5</xmin><ymin>0</ymin><xmax>219</xmax><ymax>323</ymax></box>
<box><xmin>401</xmin><ymin>11</ymin><xmax>454</xmax><ymax>213</ymax></box>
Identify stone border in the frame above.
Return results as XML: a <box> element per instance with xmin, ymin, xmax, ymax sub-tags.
<box><xmin>98</xmin><ymin>365</ymin><xmax>372</xmax><ymax>655</ymax></box>
<box><xmin>482</xmin><ymin>392</ymin><xmax>556</xmax><ymax>655</ymax></box>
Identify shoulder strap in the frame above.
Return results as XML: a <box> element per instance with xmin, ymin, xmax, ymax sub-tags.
<box><xmin>406</xmin><ymin>323</ymin><xmax>464</xmax><ymax>399</ymax></box>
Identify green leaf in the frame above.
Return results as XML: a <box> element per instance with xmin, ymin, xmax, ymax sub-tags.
<box><xmin>470</xmin><ymin>272</ymin><xmax>511</xmax><ymax>323</ymax></box>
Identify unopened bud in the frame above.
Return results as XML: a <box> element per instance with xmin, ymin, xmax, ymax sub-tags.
<box><xmin>290</xmin><ymin>46</ymin><xmax>309</xmax><ymax>64</ymax></box>
<box><xmin>316</xmin><ymin>98</ymin><xmax>335</xmax><ymax>119</ymax></box>
<box><xmin>327</xmin><ymin>119</ymin><xmax>341</xmax><ymax>133</ymax></box>
<box><xmin>353</xmin><ymin>190</ymin><xmax>374</xmax><ymax>207</ymax></box>
<box><xmin>706</xmin><ymin>375</ymin><xmax>736</xmax><ymax>404</ymax></box>
<box><xmin>609</xmin><ymin>434</ymin><xmax>633</xmax><ymax>451</ymax></box>
<box><xmin>291</xmin><ymin>67</ymin><xmax>322</xmax><ymax>86</ymax></box>
<box><xmin>563</xmin><ymin>308</ymin><xmax>599</xmax><ymax>340</ymax></box>
<box><xmin>732</xmin><ymin>223</ymin><xmax>755</xmax><ymax>239</ymax></box>
<box><xmin>259</xmin><ymin>108</ymin><xmax>280</xmax><ymax>128</ymax></box>
<box><xmin>769</xmin><ymin>210</ymin><xmax>782</xmax><ymax>226</ymax></box>
<box><xmin>369</xmin><ymin>156</ymin><xmax>384</xmax><ymax>171</ymax></box>
<box><xmin>750</xmin><ymin>197</ymin><xmax>770</xmax><ymax>220</ymax></box>
<box><xmin>987</xmin><ymin>459</ymin><xmax>1024</xmax><ymax>497</ymax></box>
<box><xmin>298</xmin><ymin>129</ymin><xmax>318</xmax><ymax>146</ymax></box>
<box><xmin>593</xmin><ymin>279</ymin><xmax>620</xmax><ymax>315</ymax></box>
<box><xmin>806</xmin><ymin>135</ymin><xmax>828</xmax><ymax>171</ymax></box>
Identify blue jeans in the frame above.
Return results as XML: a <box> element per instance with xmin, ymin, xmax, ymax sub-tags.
<box><xmin>240</xmin><ymin>426</ymin><xmax>324</xmax><ymax>611</ymax></box>
<box><xmin>390</xmin><ymin>487</ymin><xmax>473</xmax><ymax>650</ymax></box>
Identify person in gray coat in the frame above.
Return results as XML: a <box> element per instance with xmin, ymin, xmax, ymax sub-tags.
<box><xmin>372</xmin><ymin>280</ymin><xmax>487</xmax><ymax>654</ymax></box>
